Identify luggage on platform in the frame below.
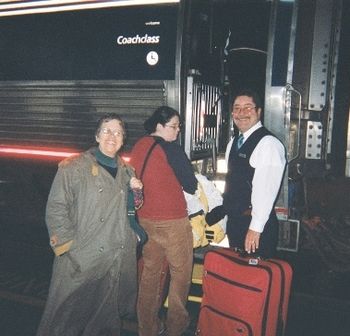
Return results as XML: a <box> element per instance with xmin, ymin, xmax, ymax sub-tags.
<box><xmin>196</xmin><ymin>248</ymin><xmax>292</xmax><ymax>336</ymax></box>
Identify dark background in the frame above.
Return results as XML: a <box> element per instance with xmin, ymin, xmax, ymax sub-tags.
<box><xmin>0</xmin><ymin>5</ymin><xmax>178</xmax><ymax>80</ymax></box>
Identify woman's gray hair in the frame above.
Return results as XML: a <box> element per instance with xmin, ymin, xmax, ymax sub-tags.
<box><xmin>95</xmin><ymin>113</ymin><xmax>126</xmax><ymax>139</ymax></box>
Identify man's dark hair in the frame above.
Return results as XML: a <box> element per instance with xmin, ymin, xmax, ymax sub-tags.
<box><xmin>232</xmin><ymin>89</ymin><xmax>263</xmax><ymax>109</ymax></box>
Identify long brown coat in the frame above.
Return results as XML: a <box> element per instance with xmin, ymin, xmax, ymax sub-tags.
<box><xmin>36</xmin><ymin>148</ymin><xmax>138</xmax><ymax>336</ymax></box>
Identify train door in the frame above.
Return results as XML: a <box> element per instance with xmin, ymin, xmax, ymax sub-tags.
<box><xmin>264</xmin><ymin>0</ymin><xmax>344</xmax><ymax>251</ymax></box>
<box><xmin>264</xmin><ymin>0</ymin><xmax>299</xmax><ymax>248</ymax></box>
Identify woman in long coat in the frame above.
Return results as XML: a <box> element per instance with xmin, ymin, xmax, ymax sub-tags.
<box><xmin>37</xmin><ymin>113</ymin><xmax>142</xmax><ymax>336</ymax></box>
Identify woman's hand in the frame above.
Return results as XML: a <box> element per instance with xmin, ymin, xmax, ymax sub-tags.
<box><xmin>130</xmin><ymin>177</ymin><xmax>143</xmax><ymax>189</ymax></box>
<box><xmin>50</xmin><ymin>235</ymin><xmax>58</xmax><ymax>247</ymax></box>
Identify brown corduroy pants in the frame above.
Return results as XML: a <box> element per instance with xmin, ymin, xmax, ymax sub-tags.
<box><xmin>137</xmin><ymin>217</ymin><xmax>193</xmax><ymax>336</ymax></box>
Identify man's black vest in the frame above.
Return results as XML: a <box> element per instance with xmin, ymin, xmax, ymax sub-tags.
<box><xmin>223</xmin><ymin>126</ymin><xmax>273</xmax><ymax>217</ymax></box>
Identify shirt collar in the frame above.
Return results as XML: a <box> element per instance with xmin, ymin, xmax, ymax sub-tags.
<box><xmin>241</xmin><ymin>121</ymin><xmax>262</xmax><ymax>139</ymax></box>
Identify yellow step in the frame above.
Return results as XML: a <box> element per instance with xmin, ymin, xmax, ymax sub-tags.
<box><xmin>164</xmin><ymin>263</ymin><xmax>204</xmax><ymax>307</ymax></box>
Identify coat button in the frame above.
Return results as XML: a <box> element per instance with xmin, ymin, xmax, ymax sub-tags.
<box><xmin>100</xmin><ymin>218</ymin><xmax>104</xmax><ymax>222</ymax></box>
<box><xmin>99</xmin><ymin>246</ymin><xmax>104</xmax><ymax>252</ymax></box>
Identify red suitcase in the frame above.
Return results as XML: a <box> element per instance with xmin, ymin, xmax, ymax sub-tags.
<box><xmin>196</xmin><ymin>248</ymin><xmax>292</xmax><ymax>336</ymax></box>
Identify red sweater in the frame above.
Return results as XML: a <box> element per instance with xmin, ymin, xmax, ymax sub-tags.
<box><xmin>130</xmin><ymin>136</ymin><xmax>188</xmax><ymax>220</ymax></box>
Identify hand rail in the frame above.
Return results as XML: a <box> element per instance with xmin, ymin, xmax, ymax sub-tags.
<box><xmin>285</xmin><ymin>84</ymin><xmax>302</xmax><ymax>163</ymax></box>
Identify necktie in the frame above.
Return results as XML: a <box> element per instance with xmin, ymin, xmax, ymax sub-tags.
<box><xmin>237</xmin><ymin>133</ymin><xmax>244</xmax><ymax>150</ymax></box>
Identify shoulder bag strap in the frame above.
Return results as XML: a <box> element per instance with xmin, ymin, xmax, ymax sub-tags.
<box><xmin>140</xmin><ymin>137</ymin><xmax>160</xmax><ymax>179</ymax></box>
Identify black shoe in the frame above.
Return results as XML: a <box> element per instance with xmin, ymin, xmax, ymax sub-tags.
<box><xmin>158</xmin><ymin>321</ymin><xmax>168</xmax><ymax>336</ymax></box>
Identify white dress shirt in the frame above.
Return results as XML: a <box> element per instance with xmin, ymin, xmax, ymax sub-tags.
<box><xmin>225</xmin><ymin>121</ymin><xmax>286</xmax><ymax>233</ymax></box>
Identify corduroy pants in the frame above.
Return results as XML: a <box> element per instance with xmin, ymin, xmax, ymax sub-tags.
<box><xmin>137</xmin><ymin>217</ymin><xmax>193</xmax><ymax>336</ymax></box>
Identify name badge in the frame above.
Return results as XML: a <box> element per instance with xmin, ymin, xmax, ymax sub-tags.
<box><xmin>238</xmin><ymin>153</ymin><xmax>247</xmax><ymax>158</ymax></box>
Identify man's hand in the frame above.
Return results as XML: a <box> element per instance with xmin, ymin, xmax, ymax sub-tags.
<box><xmin>244</xmin><ymin>229</ymin><xmax>261</xmax><ymax>254</ymax></box>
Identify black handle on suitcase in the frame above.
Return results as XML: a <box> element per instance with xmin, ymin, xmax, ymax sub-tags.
<box><xmin>234</xmin><ymin>247</ymin><xmax>263</xmax><ymax>263</ymax></box>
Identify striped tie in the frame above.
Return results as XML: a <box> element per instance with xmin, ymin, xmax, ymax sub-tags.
<box><xmin>237</xmin><ymin>133</ymin><xmax>244</xmax><ymax>150</ymax></box>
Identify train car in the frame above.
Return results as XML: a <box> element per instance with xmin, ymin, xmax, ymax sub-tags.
<box><xmin>1</xmin><ymin>1</ymin><xmax>350</xmax><ymax>335</ymax></box>
<box><xmin>0</xmin><ymin>0</ymin><xmax>350</xmax><ymax>279</ymax></box>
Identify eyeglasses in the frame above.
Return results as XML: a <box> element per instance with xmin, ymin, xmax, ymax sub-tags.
<box><xmin>232</xmin><ymin>105</ymin><xmax>257</xmax><ymax>114</ymax></box>
<box><xmin>100</xmin><ymin>127</ymin><xmax>124</xmax><ymax>137</ymax></box>
<box><xmin>165</xmin><ymin>123</ymin><xmax>181</xmax><ymax>130</ymax></box>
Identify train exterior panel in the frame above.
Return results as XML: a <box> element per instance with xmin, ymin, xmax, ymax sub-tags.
<box><xmin>1</xmin><ymin>0</ymin><xmax>350</xmax><ymax>251</ymax></box>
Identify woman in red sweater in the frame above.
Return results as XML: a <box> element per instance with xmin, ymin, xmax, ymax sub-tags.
<box><xmin>130</xmin><ymin>106</ymin><xmax>197</xmax><ymax>336</ymax></box>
